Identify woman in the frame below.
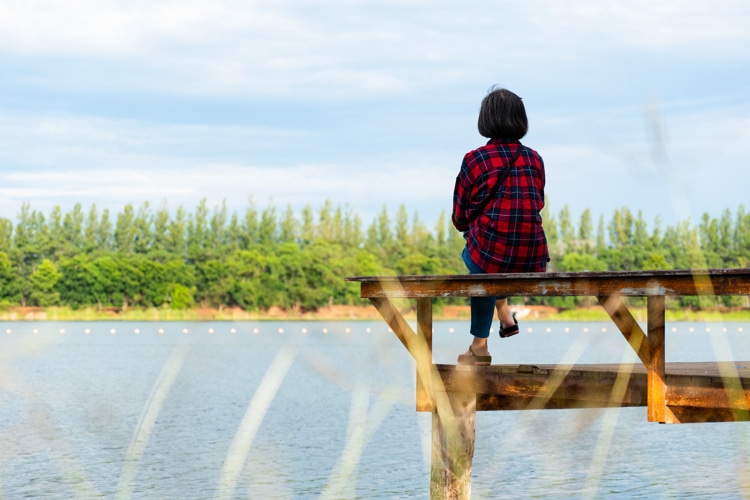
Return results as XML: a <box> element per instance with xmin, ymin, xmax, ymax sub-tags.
<box><xmin>452</xmin><ymin>87</ymin><xmax>549</xmax><ymax>365</ymax></box>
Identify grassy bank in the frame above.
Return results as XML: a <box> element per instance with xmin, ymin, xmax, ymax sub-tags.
<box><xmin>2</xmin><ymin>305</ymin><xmax>750</xmax><ymax>322</ymax></box>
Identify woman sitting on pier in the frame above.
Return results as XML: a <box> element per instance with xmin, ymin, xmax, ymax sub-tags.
<box><xmin>452</xmin><ymin>87</ymin><xmax>549</xmax><ymax>365</ymax></box>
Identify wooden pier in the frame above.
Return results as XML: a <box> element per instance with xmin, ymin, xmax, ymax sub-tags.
<box><xmin>346</xmin><ymin>269</ymin><xmax>750</xmax><ymax>499</ymax></box>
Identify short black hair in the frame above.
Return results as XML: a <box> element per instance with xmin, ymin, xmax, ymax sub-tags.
<box><xmin>477</xmin><ymin>87</ymin><xmax>528</xmax><ymax>140</ymax></box>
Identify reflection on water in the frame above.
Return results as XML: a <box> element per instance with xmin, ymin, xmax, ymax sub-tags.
<box><xmin>1</xmin><ymin>321</ymin><xmax>750</xmax><ymax>498</ymax></box>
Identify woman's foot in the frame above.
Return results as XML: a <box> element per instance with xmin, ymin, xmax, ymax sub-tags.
<box><xmin>499</xmin><ymin>313</ymin><xmax>520</xmax><ymax>338</ymax></box>
<box><xmin>457</xmin><ymin>345</ymin><xmax>492</xmax><ymax>366</ymax></box>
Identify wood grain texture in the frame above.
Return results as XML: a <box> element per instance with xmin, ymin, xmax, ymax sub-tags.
<box><xmin>349</xmin><ymin>269</ymin><xmax>750</xmax><ymax>298</ymax></box>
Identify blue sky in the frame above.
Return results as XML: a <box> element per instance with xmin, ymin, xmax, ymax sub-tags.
<box><xmin>1</xmin><ymin>0</ymin><xmax>749</xmax><ymax>231</ymax></box>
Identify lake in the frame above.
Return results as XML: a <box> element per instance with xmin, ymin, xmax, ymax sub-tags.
<box><xmin>2</xmin><ymin>320</ymin><xmax>750</xmax><ymax>499</ymax></box>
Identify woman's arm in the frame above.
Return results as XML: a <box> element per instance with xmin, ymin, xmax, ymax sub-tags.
<box><xmin>451</xmin><ymin>156</ymin><xmax>474</xmax><ymax>232</ymax></box>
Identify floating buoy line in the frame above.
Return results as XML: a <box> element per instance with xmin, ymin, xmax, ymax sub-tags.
<box><xmin>0</xmin><ymin>325</ymin><xmax>746</xmax><ymax>336</ymax></box>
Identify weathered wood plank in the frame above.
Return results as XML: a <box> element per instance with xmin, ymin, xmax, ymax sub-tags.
<box><xmin>647</xmin><ymin>296</ymin><xmax>670</xmax><ymax>423</ymax></box>
<box><xmin>434</xmin><ymin>364</ymin><xmax>646</xmax><ymax>411</ymax></box>
<box><xmin>348</xmin><ymin>269</ymin><xmax>750</xmax><ymax>298</ymax></box>
<box><xmin>666</xmin><ymin>406</ymin><xmax>750</xmax><ymax>423</ymax></box>
<box><xmin>416</xmin><ymin>298</ymin><xmax>435</xmax><ymax>412</ymax></box>
<box><xmin>428</xmin><ymin>363</ymin><xmax>750</xmax><ymax>419</ymax></box>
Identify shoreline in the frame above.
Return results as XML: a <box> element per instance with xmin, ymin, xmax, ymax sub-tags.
<box><xmin>2</xmin><ymin>304</ymin><xmax>750</xmax><ymax>322</ymax></box>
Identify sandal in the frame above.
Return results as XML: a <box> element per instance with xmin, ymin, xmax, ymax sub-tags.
<box><xmin>499</xmin><ymin>313</ymin><xmax>519</xmax><ymax>338</ymax></box>
<box><xmin>457</xmin><ymin>346</ymin><xmax>492</xmax><ymax>366</ymax></box>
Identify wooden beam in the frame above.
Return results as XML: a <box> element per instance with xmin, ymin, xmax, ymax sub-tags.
<box><xmin>416</xmin><ymin>298</ymin><xmax>434</xmax><ymax>412</ymax></box>
<box><xmin>647</xmin><ymin>295</ymin><xmax>668</xmax><ymax>422</ymax></box>
<box><xmin>598</xmin><ymin>294</ymin><xmax>652</xmax><ymax>368</ymax></box>
<box><xmin>666</xmin><ymin>406</ymin><xmax>750</xmax><ymax>423</ymax></box>
<box><xmin>431</xmin><ymin>391</ymin><xmax>476</xmax><ymax>500</ymax></box>
<box><xmin>351</xmin><ymin>269</ymin><xmax>750</xmax><ymax>299</ymax></box>
<box><xmin>434</xmin><ymin>364</ymin><xmax>646</xmax><ymax>411</ymax></box>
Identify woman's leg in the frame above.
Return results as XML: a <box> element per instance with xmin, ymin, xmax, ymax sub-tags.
<box><xmin>462</xmin><ymin>247</ymin><xmax>495</xmax><ymax>357</ymax></box>
<box><xmin>468</xmin><ymin>295</ymin><xmax>495</xmax><ymax>355</ymax></box>
<box><xmin>495</xmin><ymin>298</ymin><xmax>515</xmax><ymax>326</ymax></box>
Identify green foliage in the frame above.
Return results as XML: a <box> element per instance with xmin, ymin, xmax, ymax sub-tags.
<box><xmin>557</xmin><ymin>252</ymin><xmax>607</xmax><ymax>272</ymax></box>
<box><xmin>169</xmin><ymin>283</ymin><xmax>195</xmax><ymax>309</ymax></box>
<box><xmin>29</xmin><ymin>259</ymin><xmax>62</xmax><ymax>306</ymax></box>
<box><xmin>0</xmin><ymin>251</ymin><xmax>21</xmax><ymax>305</ymax></box>
<box><xmin>1</xmin><ymin>200</ymin><xmax>750</xmax><ymax>312</ymax></box>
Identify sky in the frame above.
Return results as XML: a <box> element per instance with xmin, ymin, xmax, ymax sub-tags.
<box><xmin>1</xmin><ymin>0</ymin><xmax>749</xmax><ymax>231</ymax></box>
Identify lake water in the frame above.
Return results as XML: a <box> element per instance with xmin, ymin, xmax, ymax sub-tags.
<box><xmin>2</xmin><ymin>320</ymin><xmax>750</xmax><ymax>499</ymax></box>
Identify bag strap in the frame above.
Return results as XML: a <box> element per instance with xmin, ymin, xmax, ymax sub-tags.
<box><xmin>473</xmin><ymin>143</ymin><xmax>524</xmax><ymax>216</ymax></box>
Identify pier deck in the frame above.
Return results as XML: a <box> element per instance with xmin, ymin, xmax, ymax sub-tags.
<box><xmin>346</xmin><ymin>268</ymin><xmax>750</xmax><ymax>499</ymax></box>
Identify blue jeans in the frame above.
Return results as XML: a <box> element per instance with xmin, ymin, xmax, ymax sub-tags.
<box><xmin>462</xmin><ymin>247</ymin><xmax>506</xmax><ymax>339</ymax></box>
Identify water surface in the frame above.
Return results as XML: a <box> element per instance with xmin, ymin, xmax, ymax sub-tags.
<box><xmin>1</xmin><ymin>321</ymin><xmax>749</xmax><ymax>498</ymax></box>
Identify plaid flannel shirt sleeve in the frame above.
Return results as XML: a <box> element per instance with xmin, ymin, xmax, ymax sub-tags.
<box><xmin>452</xmin><ymin>154</ymin><xmax>476</xmax><ymax>232</ymax></box>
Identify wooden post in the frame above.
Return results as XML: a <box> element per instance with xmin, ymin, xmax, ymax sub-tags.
<box><xmin>647</xmin><ymin>295</ymin><xmax>669</xmax><ymax>423</ymax></box>
<box><xmin>416</xmin><ymin>298</ymin><xmax>434</xmax><ymax>411</ymax></box>
<box><xmin>431</xmin><ymin>391</ymin><xmax>476</xmax><ymax>500</ymax></box>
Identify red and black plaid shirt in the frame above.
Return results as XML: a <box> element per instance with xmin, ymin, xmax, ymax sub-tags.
<box><xmin>452</xmin><ymin>138</ymin><xmax>549</xmax><ymax>273</ymax></box>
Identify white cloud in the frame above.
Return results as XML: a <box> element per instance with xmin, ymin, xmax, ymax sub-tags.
<box><xmin>0</xmin><ymin>0</ymin><xmax>748</xmax><ymax>228</ymax></box>
<box><xmin>0</xmin><ymin>161</ymin><xmax>458</xmax><ymax>228</ymax></box>
<box><xmin>3</xmin><ymin>1</ymin><xmax>747</xmax><ymax>98</ymax></box>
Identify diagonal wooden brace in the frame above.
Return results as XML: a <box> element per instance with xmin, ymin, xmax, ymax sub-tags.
<box><xmin>369</xmin><ymin>297</ymin><xmax>436</xmax><ymax>411</ymax></box>
<box><xmin>598</xmin><ymin>294</ymin><xmax>652</xmax><ymax>369</ymax></box>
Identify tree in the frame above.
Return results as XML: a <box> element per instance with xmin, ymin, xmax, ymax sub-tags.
<box><xmin>558</xmin><ymin>205</ymin><xmax>574</xmax><ymax>252</ymax></box>
<box><xmin>115</xmin><ymin>204</ymin><xmax>136</xmax><ymax>253</ymax></box>
<box><xmin>169</xmin><ymin>284</ymin><xmax>195</xmax><ymax>310</ymax></box>
<box><xmin>167</xmin><ymin>206</ymin><xmax>187</xmax><ymax>256</ymax></box>
<box><xmin>83</xmin><ymin>204</ymin><xmax>99</xmax><ymax>253</ymax></box>
<box><xmin>258</xmin><ymin>203</ymin><xmax>277</xmax><ymax>246</ymax></box>
<box><xmin>187</xmin><ymin>199</ymin><xmax>210</xmax><ymax>261</ymax></box>
<box><xmin>0</xmin><ymin>218</ymin><xmax>12</xmax><ymax>254</ymax></box>
<box><xmin>29</xmin><ymin>259</ymin><xmax>62</xmax><ymax>306</ymax></box>
<box><xmin>0</xmin><ymin>252</ymin><xmax>21</xmax><ymax>305</ymax></box>
<box><xmin>133</xmin><ymin>202</ymin><xmax>153</xmax><ymax>254</ymax></box>
<box><xmin>557</xmin><ymin>253</ymin><xmax>607</xmax><ymax>272</ymax></box>
<box><xmin>62</xmin><ymin>203</ymin><xmax>84</xmax><ymax>255</ymax></box>
<box><xmin>279</xmin><ymin>204</ymin><xmax>297</xmax><ymax>243</ymax></box>
<box><xmin>578</xmin><ymin>209</ymin><xmax>593</xmax><ymax>253</ymax></box>
<box><xmin>299</xmin><ymin>204</ymin><xmax>315</xmax><ymax>245</ymax></box>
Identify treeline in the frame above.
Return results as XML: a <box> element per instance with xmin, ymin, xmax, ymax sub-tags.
<box><xmin>0</xmin><ymin>199</ymin><xmax>748</xmax><ymax>311</ymax></box>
